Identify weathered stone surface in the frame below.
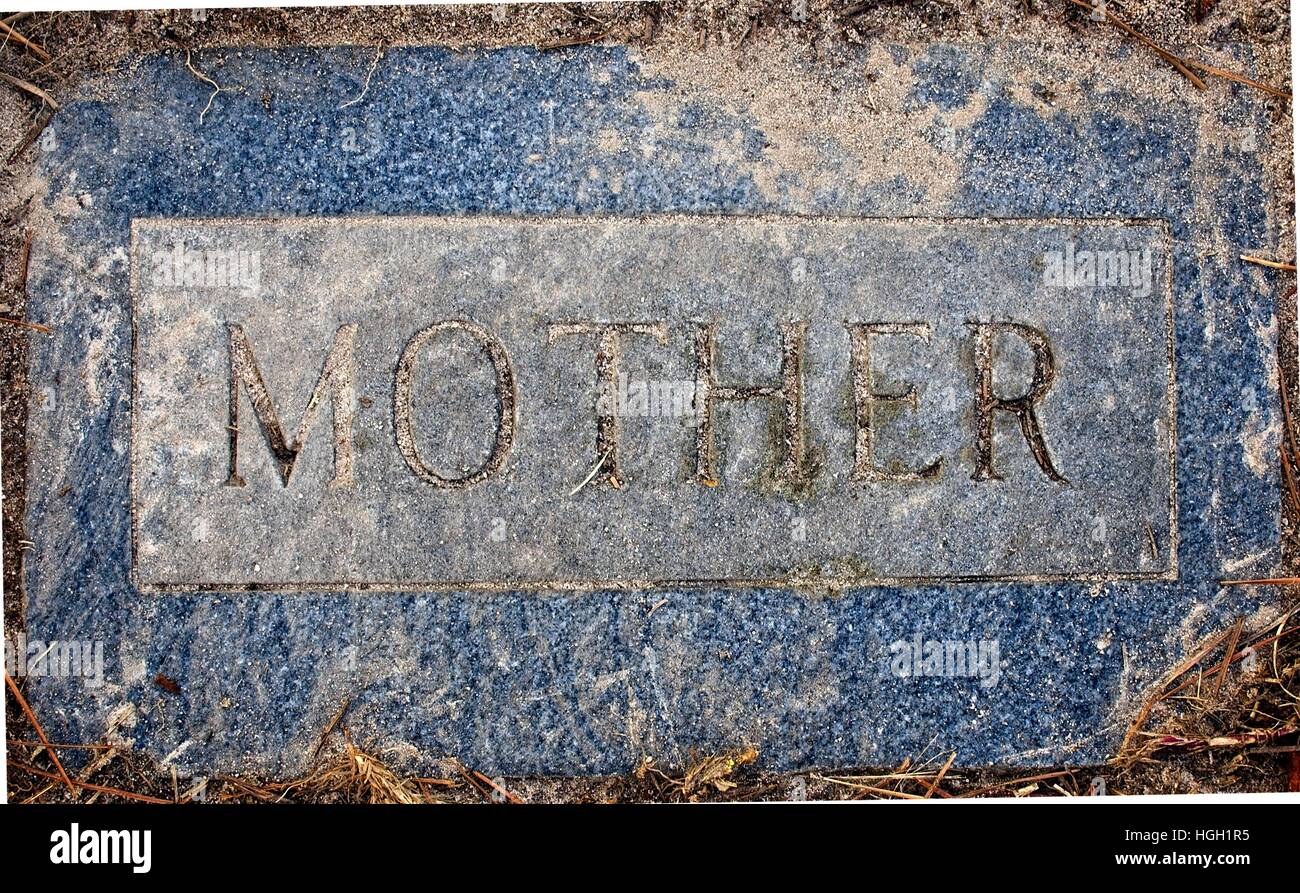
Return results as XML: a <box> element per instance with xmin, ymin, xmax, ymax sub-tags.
<box><xmin>133</xmin><ymin>216</ymin><xmax>1174</xmax><ymax>589</ymax></box>
<box><xmin>17</xmin><ymin>44</ymin><xmax>1286</xmax><ymax>776</ymax></box>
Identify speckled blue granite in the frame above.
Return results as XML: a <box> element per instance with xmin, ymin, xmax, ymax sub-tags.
<box><xmin>21</xmin><ymin>45</ymin><xmax>1285</xmax><ymax>775</ymax></box>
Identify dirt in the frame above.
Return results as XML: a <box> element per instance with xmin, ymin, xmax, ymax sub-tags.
<box><xmin>1</xmin><ymin>2</ymin><xmax>1296</xmax><ymax>801</ymax></box>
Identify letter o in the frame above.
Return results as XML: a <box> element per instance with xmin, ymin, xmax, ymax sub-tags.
<box><xmin>393</xmin><ymin>320</ymin><xmax>516</xmax><ymax>489</ymax></box>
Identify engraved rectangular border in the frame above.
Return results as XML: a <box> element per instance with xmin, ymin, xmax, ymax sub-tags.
<box><xmin>129</xmin><ymin>214</ymin><xmax>1179</xmax><ymax>593</ymax></box>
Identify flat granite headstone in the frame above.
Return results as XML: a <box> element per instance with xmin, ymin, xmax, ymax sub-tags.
<box><xmin>17</xmin><ymin>43</ymin><xmax>1286</xmax><ymax>775</ymax></box>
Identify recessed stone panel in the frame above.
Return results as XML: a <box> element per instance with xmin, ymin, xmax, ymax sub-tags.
<box><xmin>131</xmin><ymin>216</ymin><xmax>1174</xmax><ymax>590</ymax></box>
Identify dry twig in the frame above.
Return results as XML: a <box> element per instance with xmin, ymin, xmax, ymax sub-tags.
<box><xmin>5</xmin><ymin>671</ymin><xmax>76</xmax><ymax>797</ymax></box>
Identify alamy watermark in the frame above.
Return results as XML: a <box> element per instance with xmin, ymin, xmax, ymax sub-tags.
<box><xmin>889</xmin><ymin>634</ymin><xmax>1001</xmax><ymax>689</ymax></box>
<box><xmin>596</xmin><ymin>377</ymin><xmax>703</xmax><ymax>422</ymax></box>
<box><xmin>49</xmin><ymin>824</ymin><xmax>151</xmax><ymax>873</ymax></box>
<box><xmin>1043</xmin><ymin>242</ymin><xmax>1153</xmax><ymax>297</ymax></box>
<box><xmin>150</xmin><ymin>240</ymin><xmax>261</xmax><ymax>293</ymax></box>
<box><xmin>5</xmin><ymin>633</ymin><xmax>105</xmax><ymax>689</ymax></box>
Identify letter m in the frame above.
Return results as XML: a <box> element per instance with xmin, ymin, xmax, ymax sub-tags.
<box><xmin>225</xmin><ymin>323</ymin><xmax>357</xmax><ymax>487</ymax></box>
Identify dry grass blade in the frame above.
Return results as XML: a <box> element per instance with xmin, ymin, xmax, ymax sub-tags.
<box><xmin>11</xmin><ymin>761</ymin><xmax>173</xmax><ymax>804</ymax></box>
<box><xmin>213</xmin><ymin>774</ymin><xmax>284</xmax><ymax>803</ymax></box>
<box><xmin>1147</xmin><ymin>726</ymin><xmax>1298</xmax><ymax>752</ymax></box>
<box><xmin>0</xmin><ymin>316</ymin><xmax>52</xmax><ymax>334</ymax></box>
<box><xmin>1061</xmin><ymin>0</ymin><xmax>1289</xmax><ymax>98</ymax></box>
<box><xmin>1222</xmin><ymin>577</ymin><xmax>1300</xmax><ymax>585</ymax></box>
<box><xmin>19</xmin><ymin>228</ymin><xmax>32</xmax><ymax>284</ymax></box>
<box><xmin>1241</xmin><ymin>254</ymin><xmax>1298</xmax><ymax>271</ymax></box>
<box><xmin>7</xmin><ymin>738</ymin><xmax>112</xmax><ymax>751</ymax></box>
<box><xmin>852</xmin><ymin>784</ymin><xmax>926</xmax><ymax>800</ymax></box>
<box><xmin>7</xmin><ymin>105</ymin><xmax>53</xmax><ymax>165</ymax></box>
<box><xmin>1280</xmin><ymin>445</ymin><xmax>1300</xmax><ymax>523</ymax></box>
<box><xmin>923</xmin><ymin>751</ymin><xmax>957</xmax><ymax>798</ymax></box>
<box><xmin>1214</xmin><ymin>616</ymin><xmax>1245</xmax><ymax>696</ymax></box>
<box><xmin>810</xmin><ymin>773</ymin><xmax>928</xmax><ymax>799</ymax></box>
<box><xmin>311</xmin><ymin>697</ymin><xmax>350</xmax><ymax>761</ymax></box>
<box><xmin>184</xmin><ymin>50</ymin><xmax>222</xmax><ymax>123</ymax></box>
<box><xmin>1064</xmin><ymin>0</ymin><xmax>1205</xmax><ymax>90</ymax></box>
<box><xmin>339</xmin><ymin>44</ymin><xmax>384</xmax><ymax>109</ymax></box>
<box><xmin>0</xmin><ymin>72</ymin><xmax>59</xmax><ymax>109</ymax></box>
<box><xmin>1281</xmin><ymin>341</ymin><xmax>1300</xmax><ymax>459</ymax></box>
<box><xmin>1159</xmin><ymin>621</ymin><xmax>1298</xmax><ymax>696</ymax></box>
<box><xmin>955</xmin><ymin>769</ymin><xmax>1077</xmax><ymax>798</ymax></box>
<box><xmin>5</xmin><ymin>671</ymin><xmax>76</xmax><ymax>796</ymax></box>
<box><xmin>568</xmin><ymin>449</ymin><xmax>611</xmax><ymax>496</ymax></box>
<box><xmin>0</xmin><ymin>18</ymin><xmax>51</xmax><ymax>62</ymax></box>
<box><xmin>813</xmin><ymin>752</ymin><xmax>961</xmax><ymax>799</ymax></box>
<box><xmin>472</xmin><ymin>769</ymin><xmax>524</xmax><ymax>803</ymax></box>
<box><xmin>1186</xmin><ymin>62</ymin><xmax>1290</xmax><ymax>100</ymax></box>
